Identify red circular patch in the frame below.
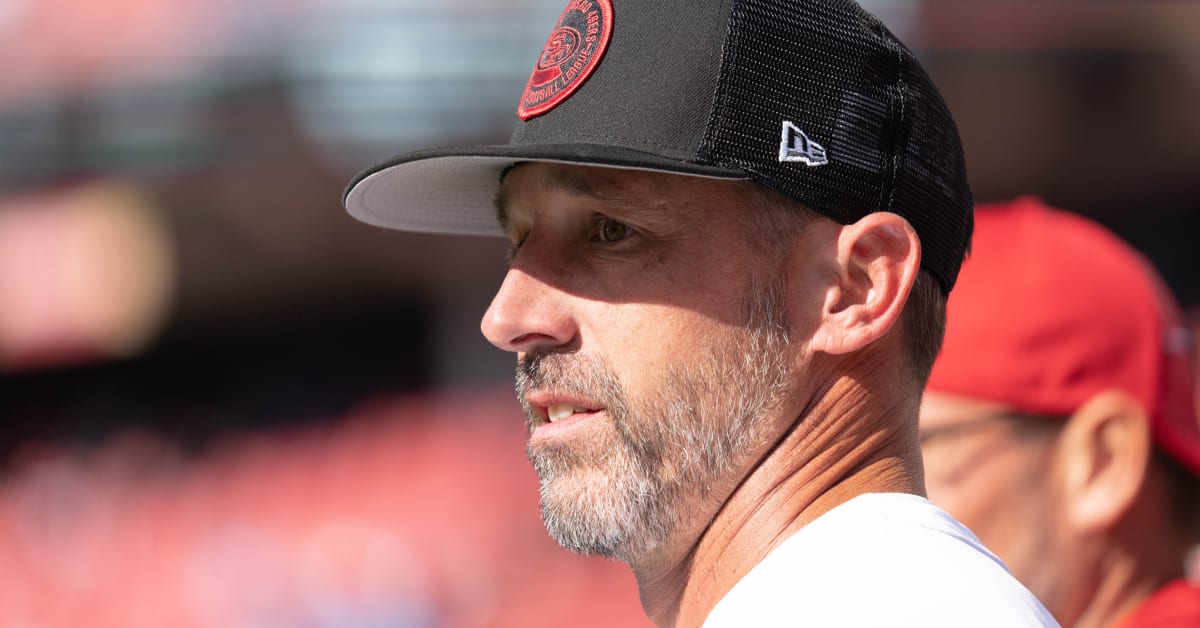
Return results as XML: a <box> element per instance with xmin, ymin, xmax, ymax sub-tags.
<box><xmin>517</xmin><ymin>0</ymin><xmax>613</xmax><ymax>120</ymax></box>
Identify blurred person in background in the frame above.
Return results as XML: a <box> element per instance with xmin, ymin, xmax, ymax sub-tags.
<box><xmin>343</xmin><ymin>0</ymin><xmax>1056</xmax><ymax>625</ymax></box>
<box><xmin>920</xmin><ymin>197</ymin><xmax>1200</xmax><ymax>628</ymax></box>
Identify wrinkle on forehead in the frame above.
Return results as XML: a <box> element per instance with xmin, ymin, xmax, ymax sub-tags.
<box><xmin>494</xmin><ymin>163</ymin><xmax>680</xmax><ymax>231</ymax></box>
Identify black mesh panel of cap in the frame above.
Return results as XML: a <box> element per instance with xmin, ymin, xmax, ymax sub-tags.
<box><xmin>700</xmin><ymin>0</ymin><xmax>972</xmax><ymax>291</ymax></box>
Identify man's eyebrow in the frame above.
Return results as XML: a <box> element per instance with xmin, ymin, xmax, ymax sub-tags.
<box><xmin>493</xmin><ymin>163</ymin><xmax>663</xmax><ymax>231</ymax></box>
<box><xmin>543</xmin><ymin>167</ymin><xmax>649</xmax><ymax>209</ymax></box>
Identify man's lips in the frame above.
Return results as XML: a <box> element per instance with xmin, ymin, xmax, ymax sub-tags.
<box><xmin>546</xmin><ymin>403</ymin><xmax>599</xmax><ymax>422</ymax></box>
<box><xmin>525</xmin><ymin>391</ymin><xmax>605</xmax><ymax>433</ymax></box>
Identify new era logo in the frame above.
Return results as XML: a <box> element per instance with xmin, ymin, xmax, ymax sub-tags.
<box><xmin>778</xmin><ymin>121</ymin><xmax>828</xmax><ymax>166</ymax></box>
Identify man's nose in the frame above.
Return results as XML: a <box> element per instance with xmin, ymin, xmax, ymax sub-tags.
<box><xmin>480</xmin><ymin>264</ymin><xmax>578</xmax><ymax>354</ymax></box>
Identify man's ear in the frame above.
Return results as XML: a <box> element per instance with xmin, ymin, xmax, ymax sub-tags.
<box><xmin>808</xmin><ymin>212</ymin><xmax>920</xmax><ymax>355</ymax></box>
<box><xmin>1057</xmin><ymin>390</ymin><xmax>1152</xmax><ymax>532</ymax></box>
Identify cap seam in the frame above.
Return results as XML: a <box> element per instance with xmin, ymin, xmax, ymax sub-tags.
<box><xmin>556</xmin><ymin>132</ymin><xmax>715</xmax><ymax>158</ymax></box>
<box><xmin>879</xmin><ymin>27</ymin><xmax>908</xmax><ymax>215</ymax></box>
<box><xmin>696</xmin><ymin>0</ymin><xmax>740</xmax><ymax>170</ymax></box>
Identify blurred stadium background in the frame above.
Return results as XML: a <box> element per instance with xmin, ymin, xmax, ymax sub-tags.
<box><xmin>0</xmin><ymin>1</ymin><xmax>1197</xmax><ymax>625</ymax></box>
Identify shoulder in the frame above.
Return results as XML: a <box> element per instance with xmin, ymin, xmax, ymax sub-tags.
<box><xmin>703</xmin><ymin>493</ymin><xmax>1059</xmax><ymax>628</ymax></box>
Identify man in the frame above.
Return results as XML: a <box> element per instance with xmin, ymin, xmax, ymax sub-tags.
<box><xmin>344</xmin><ymin>0</ymin><xmax>1055</xmax><ymax>625</ymax></box>
<box><xmin>921</xmin><ymin>197</ymin><xmax>1200</xmax><ymax>627</ymax></box>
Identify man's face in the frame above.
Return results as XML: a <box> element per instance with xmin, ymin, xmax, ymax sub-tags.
<box><xmin>919</xmin><ymin>392</ymin><xmax>1068</xmax><ymax>607</ymax></box>
<box><xmin>481</xmin><ymin>164</ymin><xmax>806</xmax><ymax>564</ymax></box>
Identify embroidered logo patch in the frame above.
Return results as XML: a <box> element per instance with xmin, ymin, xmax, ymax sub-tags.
<box><xmin>779</xmin><ymin>121</ymin><xmax>829</xmax><ymax>166</ymax></box>
<box><xmin>517</xmin><ymin>0</ymin><xmax>613</xmax><ymax>120</ymax></box>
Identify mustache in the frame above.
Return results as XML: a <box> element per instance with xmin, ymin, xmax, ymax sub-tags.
<box><xmin>516</xmin><ymin>352</ymin><xmax>627</xmax><ymax>421</ymax></box>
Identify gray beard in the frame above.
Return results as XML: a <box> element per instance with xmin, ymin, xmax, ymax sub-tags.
<box><xmin>515</xmin><ymin>280</ymin><xmax>793</xmax><ymax>564</ymax></box>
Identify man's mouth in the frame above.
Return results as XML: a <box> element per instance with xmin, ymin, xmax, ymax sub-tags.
<box><xmin>525</xmin><ymin>392</ymin><xmax>604</xmax><ymax>435</ymax></box>
<box><xmin>547</xmin><ymin>404</ymin><xmax>593</xmax><ymax>423</ymax></box>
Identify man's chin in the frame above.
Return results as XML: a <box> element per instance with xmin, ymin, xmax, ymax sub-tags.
<box><xmin>534</xmin><ymin>466</ymin><xmax>649</xmax><ymax>558</ymax></box>
<box><xmin>535</xmin><ymin>466</ymin><xmax>623</xmax><ymax>516</ymax></box>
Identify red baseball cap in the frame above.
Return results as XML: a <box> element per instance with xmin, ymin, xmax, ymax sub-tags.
<box><xmin>927</xmin><ymin>197</ymin><xmax>1200</xmax><ymax>475</ymax></box>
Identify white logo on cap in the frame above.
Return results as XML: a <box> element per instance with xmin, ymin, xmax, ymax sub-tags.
<box><xmin>779</xmin><ymin>121</ymin><xmax>828</xmax><ymax>166</ymax></box>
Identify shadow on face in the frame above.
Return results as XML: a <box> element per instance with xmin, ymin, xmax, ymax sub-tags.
<box><xmin>488</xmin><ymin>163</ymin><xmax>817</xmax><ymax>327</ymax></box>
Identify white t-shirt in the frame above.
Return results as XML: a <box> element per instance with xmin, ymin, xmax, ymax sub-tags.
<box><xmin>703</xmin><ymin>493</ymin><xmax>1058</xmax><ymax>627</ymax></box>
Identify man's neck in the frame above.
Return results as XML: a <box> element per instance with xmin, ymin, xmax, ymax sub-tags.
<box><xmin>1069</xmin><ymin>533</ymin><xmax>1186</xmax><ymax>628</ymax></box>
<box><xmin>632</xmin><ymin>375</ymin><xmax>925</xmax><ymax>627</ymax></box>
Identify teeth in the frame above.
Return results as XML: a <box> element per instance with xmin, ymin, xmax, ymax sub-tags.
<box><xmin>548</xmin><ymin>404</ymin><xmax>584</xmax><ymax>422</ymax></box>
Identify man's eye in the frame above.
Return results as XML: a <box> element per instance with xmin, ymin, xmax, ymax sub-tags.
<box><xmin>595</xmin><ymin>218</ymin><xmax>634</xmax><ymax>243</ymax></box>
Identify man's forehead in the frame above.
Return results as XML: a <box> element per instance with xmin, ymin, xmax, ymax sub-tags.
<box><xmin>495</xmin><ymin>163</ymin><xmax>713</xmax><ymax>227</ymax></box>
<box><xmin>500</xmin><ymin>163</ymin><xmax>663</xmax><ymax>203</ymax></box>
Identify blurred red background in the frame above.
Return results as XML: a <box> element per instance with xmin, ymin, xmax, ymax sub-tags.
<box><xmin>0</xmin><ymin>1</ymin><xmax>1197</xmax><ymax>625</ymax></box>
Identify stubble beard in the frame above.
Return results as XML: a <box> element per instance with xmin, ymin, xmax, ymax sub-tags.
<box><xmin>515</xmin><ymin>280</ymin><xmax>793</xmax><ymax>565</ymax></box>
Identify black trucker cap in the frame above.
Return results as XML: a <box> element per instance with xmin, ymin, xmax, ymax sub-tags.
<box><xmin>343</xmin><ymin>0</ymin><xmax>973</xmax><ymax>291</ymax></box>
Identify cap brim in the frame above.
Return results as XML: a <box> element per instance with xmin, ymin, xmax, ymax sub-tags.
<box><xmin>343</xmin><ymin>144</ymin><xmax>747</xmax><ymax>235</ymax></box>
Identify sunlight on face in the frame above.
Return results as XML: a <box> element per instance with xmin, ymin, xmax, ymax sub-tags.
<box><xmin>517</xmin><ymin>279</ymin><xmax>793</xmax><ymax>563</ymax></box>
